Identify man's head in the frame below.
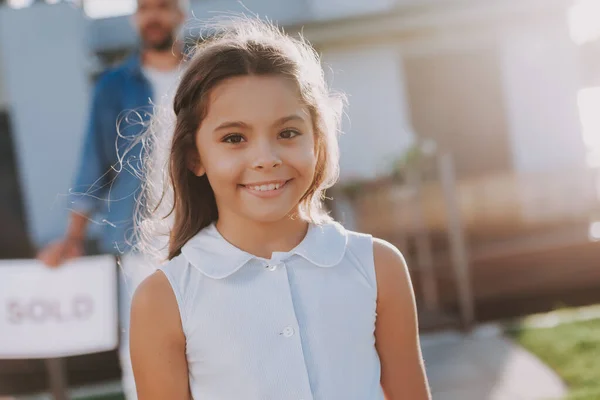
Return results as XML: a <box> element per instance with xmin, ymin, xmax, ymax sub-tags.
<box><xmin>133</xmin><ymin>0</ymin><xmax>187</xmax><ymax>51</ymax></box>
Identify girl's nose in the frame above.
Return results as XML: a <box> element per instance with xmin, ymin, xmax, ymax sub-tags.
<box><xmin>251</xmin><ymin>141</ymin><xmax>282</xmax><ymax>170</ymax></box>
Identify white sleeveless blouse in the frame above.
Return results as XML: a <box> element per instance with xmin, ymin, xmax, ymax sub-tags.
<box><xmin>158</xmin><ymin>221</ymin><xmax>384</xmax><ymax>400</ymax></box>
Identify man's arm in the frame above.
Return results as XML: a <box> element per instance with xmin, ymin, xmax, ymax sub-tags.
<box><xmin>69</xmin><ymin>73</ymin><xmax>118</xmax><ymax>218</ymax></box>
<box><xmin>38</xmin><ymin>73</ymin><xmax>118</xmax><ymax>266</ymax></box>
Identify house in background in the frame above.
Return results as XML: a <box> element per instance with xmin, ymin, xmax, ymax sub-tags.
<box><xmin>0</xmin><ymin>0</ymin><xmax>588</xmax><ymax>248</ymax></box>
<box><xmin>2</xmin><ymin>0</ymin><xmax>598</xmax><ymax>321</ymax></box>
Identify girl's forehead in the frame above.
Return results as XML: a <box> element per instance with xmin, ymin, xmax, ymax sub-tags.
<box><xmin>204</xmin><ymin>75</ymin><xmax>310</xmax><ymax>123</ymax></box>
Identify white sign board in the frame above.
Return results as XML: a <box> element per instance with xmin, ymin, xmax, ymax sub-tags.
<box><xmin>0</xmin><ymin>255</ymin><xmax>118</xmax><ymax>359</ymax></box>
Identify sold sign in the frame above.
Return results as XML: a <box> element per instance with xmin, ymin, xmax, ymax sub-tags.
<box><xmin>6</xmin><ymin>295</ymin><xmax>94</xmax><ymax>324</ymax></box>
<box><xmin>0</xmin><ymin>256</ymin><xmax>118</xmax><ymax>359</ymax></box>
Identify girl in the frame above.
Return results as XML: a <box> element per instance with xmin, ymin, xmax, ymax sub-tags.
<box><xmin>130</xmin><ymin>17</ymin><xmax>431</xmax><ymax>399</ymax></box>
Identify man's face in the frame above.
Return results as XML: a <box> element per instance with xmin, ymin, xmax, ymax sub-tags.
<box><xmin>133</xmin><ymin>0</ymin><xmax>185</xmax><ymax>51</ymax></box>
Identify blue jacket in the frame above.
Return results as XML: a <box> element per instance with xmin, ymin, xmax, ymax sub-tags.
<box><xmin>70</xmin><ymin>54</ymin><xmax>153</xmax><ymax>254</ymax></box>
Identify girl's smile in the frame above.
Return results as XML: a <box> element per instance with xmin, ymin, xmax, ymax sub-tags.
<box><xmin>238</xmin><ymin>179</ymin><xmax>294</xmax><ymax>198</ymax></box>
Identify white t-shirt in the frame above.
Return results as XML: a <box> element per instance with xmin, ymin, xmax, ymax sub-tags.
<box><xmin>142</xmin><ymin>65</ymin><xmax>181</xmax><ymax>108</ymax></box>
<box><xmin>142</xmin><ymin>65</ymin><xmax>182</xmax><ymax>258</ymax></box>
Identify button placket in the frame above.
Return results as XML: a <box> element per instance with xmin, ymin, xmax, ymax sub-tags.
<box><xmin>265</xmin><ymin>259</ymin><xmax>314</xmax><ymax>399</ymax></box>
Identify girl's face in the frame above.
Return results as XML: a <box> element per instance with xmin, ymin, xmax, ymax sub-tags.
<box><xmin>192</xmin><ymin>75</ymin><xmax>317</xmax><ymax>224</ymax></box>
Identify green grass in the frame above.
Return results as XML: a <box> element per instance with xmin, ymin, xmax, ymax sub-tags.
<box><xmin>562</xmin><ymin>388</ymin><xmax>600</xmax><ymax>400</ymax></box>
<box><xmin>507</xmin><ymin>318</ymin><xmax>600</xmax><ymax>400</ymax></box>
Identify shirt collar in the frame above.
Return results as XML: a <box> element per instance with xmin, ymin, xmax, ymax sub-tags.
<box><xmin>181</xmin><ymin>221</ymin><xmax>348</xmax><ymax>279</ymax></box>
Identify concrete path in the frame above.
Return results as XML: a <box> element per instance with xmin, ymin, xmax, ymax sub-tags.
<box><xmin>421</xmin><ymin>325</ymin><xmax>568</xmax><ymax>400</ymax></box>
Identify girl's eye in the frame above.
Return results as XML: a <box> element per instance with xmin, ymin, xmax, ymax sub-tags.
<box><xmin>223</xmin><ymin>134</ymin><xmax>245</xmax><ymax>144</ymax></box>
<box><xmin>280</xmin><ymin>129</ymin><xmax>300</xmax><ymax>139</ymax></box>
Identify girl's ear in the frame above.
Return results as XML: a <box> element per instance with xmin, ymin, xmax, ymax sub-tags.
<box><xmin>186</xmin><ymin>150</ymin><xmax>205</xmax><ymax>177</ymax></box>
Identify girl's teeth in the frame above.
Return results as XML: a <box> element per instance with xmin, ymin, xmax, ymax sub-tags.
<box><xmin>249</xmin><ymin>183</ymin><xmax>282</xmax><ymax>191</ymax></box>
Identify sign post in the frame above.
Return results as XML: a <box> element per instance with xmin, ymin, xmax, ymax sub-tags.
<box><xmin>45</xmin><ymin>358</ymin><xmax>69</xmax><ymax>400</ymax></box>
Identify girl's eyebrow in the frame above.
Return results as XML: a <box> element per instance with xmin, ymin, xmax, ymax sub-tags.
<box><xmin>214</xmin><ymin>121</ymin><xmax>250</xmax><ymax>132</ymax></box>
<box><xmin>213</xmin><ymin>114</ymin><xmax>307</xmax><ymax>133</ymax></box>
<box><xmin>273</xmin><ymin>114</ymin><xmax>306</xmax><ymax>126</ymax></box>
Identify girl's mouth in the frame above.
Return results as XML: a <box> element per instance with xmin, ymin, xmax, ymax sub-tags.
<box><xmin>240</xmin><ymin>179</ymin><xmax>292</xmax><ymax>197</ymax></box>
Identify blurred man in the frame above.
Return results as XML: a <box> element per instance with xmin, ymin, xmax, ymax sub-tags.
<box><xmin>37</xmin><ymin>0</ymin><xmax>188</xmax><ymax>398</ymax></box>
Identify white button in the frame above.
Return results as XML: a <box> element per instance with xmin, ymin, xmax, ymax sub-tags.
<box><xmin>282</xmin><ymin>326</ymin><xmax>295</xmax><ymax>337</ymax></box>
<box><xmin>266</xmin><ymin>262</ymin><xmax>284</xmax><ymax>271</ymax></box>
<box><xmin>266</xmin><ymin>264</ymin><xmax>277</xmax><ymax>271</ymax></box>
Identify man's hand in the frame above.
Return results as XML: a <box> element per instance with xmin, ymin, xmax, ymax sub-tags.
<box><xmin>38</xmin><ymin>212</ymin><xmax>89</xmax><ymax>267</ymax></box>
<box><xmin>37</xmin><ymin>238</ymin><xmax>84</xmax><ymax>268</ymax></box>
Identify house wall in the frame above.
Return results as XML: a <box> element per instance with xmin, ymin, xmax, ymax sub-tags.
<box><xmin>499</xmin><ymin>18</ymin><xmax>586</xmax><ymax>173</ymax></box>
<box><xmin>306</xmin><ymin>0</ymin><xmax>397</xmax><ymax>21</ymax></box>
<box><xmin>0</xmin><ymin>4</ymin><xmax>91</xmax><ymax>246</ymax></box>
<box><xmin>320</xmin><ymin>43</ymin><xmax>416</xmax><ymax>182</ymax></box>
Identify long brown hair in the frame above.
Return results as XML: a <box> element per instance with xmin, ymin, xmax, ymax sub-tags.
<box><xmin>134</xmin><ymin>17</ymin><xmax>345</xmax><ymax>262</ymax></box>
